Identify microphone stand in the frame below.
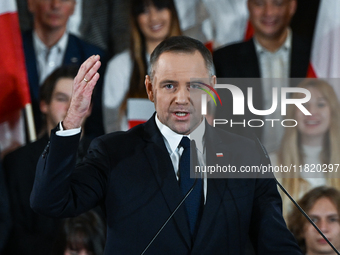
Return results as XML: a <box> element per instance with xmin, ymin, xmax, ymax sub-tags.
<box><xmin>140</xmin><ymin>178</ymin><xmax>198</xmax><ymax>255</ymax></box>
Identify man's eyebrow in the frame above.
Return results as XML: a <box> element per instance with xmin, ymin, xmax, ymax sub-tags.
<box><xmin>159</xmin><ymin>80</ymin><xmax>178</xmax><ymax>84</ymax></box>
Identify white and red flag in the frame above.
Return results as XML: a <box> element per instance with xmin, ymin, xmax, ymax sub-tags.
<box><xmin>308</xmin><ymin>0</ymin><xmax>340</xmax><ymax>79</ymax></box>
<box><xmin>0</xmin><ymin>0</ymin><xmax>35</xmax><ymax>156</ymax></box>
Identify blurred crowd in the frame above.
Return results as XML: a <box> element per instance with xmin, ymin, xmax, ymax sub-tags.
<box><xmin>1</xmin><ymin>0</ymin><xmax>340</xmax><ymax>254</ymax></box>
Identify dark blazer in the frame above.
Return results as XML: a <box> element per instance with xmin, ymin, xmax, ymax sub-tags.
<box><xmin>213</xmin><ymin>33</ymin><xmax>311</xmax><ymax>140</ymax></box>
<box><xmin>0</xmin><ymin>158</ymin><xmax>11</xmax><ymax>252</ymax></box>
<box><xmin>31</xmin><ymin>115</ymin><xmax>302</xmax><ymax>255</ymax></box>
<box><xmin>3</xmin><ymin>134</ymin><xmax>94</xmax><ymax>255</ymax></box>
<box><xmin>22</xmin><ymin>31</ymin><xmax>107</xmax><ymax>137</ymax></box>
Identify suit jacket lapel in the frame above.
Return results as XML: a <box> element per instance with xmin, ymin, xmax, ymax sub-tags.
<box><xmin>240</xmin><ymin>39</ymin><xmax>261</xmax><ymax>77</ymax></box>
<box><xmin>290</xmin><ymin>33</ymin><xmax>311</xmax><ymax>78</ymax></box>
<box><xmin>63</xmin><ymin>35</ymin><xmax>82</xmax><ymax>66</ymax></box>
<box><xmin>143</xmin><ymin>115</ymin><xmax>192</xmax><ymax>248</ymax></box>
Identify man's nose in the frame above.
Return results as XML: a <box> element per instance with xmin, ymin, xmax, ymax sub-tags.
<box><xmin>51</xmin><ymin>0</ymin><xmax>62</xmax><ymax>8</ymax></box>
<box><xmin>263</xmin><ymin>2</ymin><xmax>277</xmax><ymax>16</ymax></box>
<box><xmin>175</xmin><ymin>86</ymin><xmax>190</xmax><ymax>104</ymax></box>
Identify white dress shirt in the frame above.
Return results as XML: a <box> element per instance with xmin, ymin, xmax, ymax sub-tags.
<box><xmin>33</xmin><ymin>31</ymin><xmax>69</xmax><ymax>85</ymax></box>
<box><xmin>254</xmin><ymin>29</ymin><xmax>292</xmax><ymax>153</ymax></box>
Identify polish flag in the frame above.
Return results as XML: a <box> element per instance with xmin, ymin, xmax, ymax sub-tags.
<box><xmin>0</xmin><ymin>1</ymin><xmax>34</xmax><ymax>155</ymax></box>
<box><xmin>308</xmin><ymin>0</ymin><xmax>340</xmax><ymax>79</ymax></box>
<box><xmin>127</xmin><ymin>98</ymin><xmax>155</xmax><ymax>129</ymax></box>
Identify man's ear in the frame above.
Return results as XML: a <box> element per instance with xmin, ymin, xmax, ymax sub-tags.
<box><xmin>40</xmin><ymin>100</ymin><xmax>48</xmax><ymax>114</ymax></box>
<box><xmin>207</xmin><ymin>75</ymin><xmax>217</xmax><ymax>102</ymax></box>
<box><xmin>211</xmin><ymin>75</ymin><xmax>216</xmax><ymax>88</ymax></box>
<box><xmin>289</xmin><ymin>0</ymin><xmax>297</xmax><ymax>17</ymax></box>
<box><xmin>145</xmin><ymin>75</ymin><xmax>154</xmax><ymax>102</ymax></box>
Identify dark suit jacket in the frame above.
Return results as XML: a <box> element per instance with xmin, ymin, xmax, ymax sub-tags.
<box><xmin>22</xmin><ymin>31</ymin><xmax>107</xmax><ymax>137</ymax></box>
<box><xmin>213</xmin><ymin>33</ymin><xmax>311</xmax><ymax>140</ymax></box>
<box><xmin>3</xmin><ymin>134</ymin><xmax>94</xmax><ymax>255</ymax></box>
<box><xmin>31</xmin><ymin>115</ymin><xmax>302</xmax><ymax>254</ymax></box>
<box><xmin>0</xmin><ymin>158</ymin><xmax>11</xmax><ymax>252</ymax></box>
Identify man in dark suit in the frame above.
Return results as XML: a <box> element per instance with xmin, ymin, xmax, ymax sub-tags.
<box><xmin>2</xmin><ymin>66</ymin><xmax>94</xmax><ymax>255</ymax></box>
<box><xmin>23</xmin><ymin>0</ymin><xmax>106</xmax><ymax>137</ymax></box>
<box><xmin>31</xmin><ymin>36</ymin><xmax>302</xmax><ymax>254</ymax></box>
<box><xmin>213</xmin><ymin>0</ymin><xmax>311</xmax><ymax>152</ymax></box>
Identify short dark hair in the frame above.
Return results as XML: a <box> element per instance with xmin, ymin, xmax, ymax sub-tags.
<box><xmin>287</xmin><ymin>186</ymin><xmax>340</xmax><ymax>253</ymax></box>
<box><xmin>149</xmin><ymin>36</ymin><xmax>214</xmax><ymax>79</ymax></box>
<box><xmin>39</xmin><ymin>65</ymin><xmax>79</xmax><ymax>104</ymax></box>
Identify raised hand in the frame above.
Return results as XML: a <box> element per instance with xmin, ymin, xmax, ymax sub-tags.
<box><xmin>63</xmin><ymin>55</ymin><xmax>101</xmax><ymax>130</ymax></box>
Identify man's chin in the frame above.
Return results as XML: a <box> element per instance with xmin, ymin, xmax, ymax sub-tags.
<box><xmin>169</xmin><ymin>125</ymin><xmax>191</xmax><ymax>135</ymax></box>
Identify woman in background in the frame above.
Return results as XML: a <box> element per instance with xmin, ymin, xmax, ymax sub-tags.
<box><xmin>270</xmin><ymin>79</ymin><xmax>340</xmax><ymax>218</ymax></box>
<box><xmin>103</xmin><ymin>0</ymin><xmax>181</xmax><ymax>132</ymax></box>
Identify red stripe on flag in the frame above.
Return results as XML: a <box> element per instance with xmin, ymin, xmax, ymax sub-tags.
<box><xmin>244</xmin><ymin>20</ymin><xmax>254</xmax><ymax>41</ymax></box>
<box><xmin>129</xmin><ymin>120</ymin><xmax>147</xmax><ymax>129</ymax></box>
<box><xmin>204</xmin><ymin>41</ymin><xmax>214</xmax><ymax>54</ymax></box>
<box><xmin>306</xmin><ymin>63</ymin><xmax>317</xmax><ymax>78</ymax></box>
<box><xmin>0</xmin><ymin>12</ymin><xmax>31</xmax><ymax>123</ymax></box>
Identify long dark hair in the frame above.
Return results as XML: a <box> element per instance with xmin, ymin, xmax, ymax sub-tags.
<box><xmin>120</xmin><ymin>0</ymin><xmax>181</xmax><ymax>115</ymax></box>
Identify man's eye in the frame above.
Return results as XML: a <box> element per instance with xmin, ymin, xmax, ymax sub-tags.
<box><xmin>273</xmin><ymin>0</ymin><xmax>285</xmax><ymax>6</ymax></box>
<box><xmin>190</xmin><ymin>83</ymin><xmax>202</xmax><ymax>89</ymax></box>
<box><xmin>252</xmin><ymin>0</ymin><xmax>264</xmax><ymax>6</ymax></box>
<box><xmin>165</xmin><ymin>84</ymin><xmax>174</xmax><ymax>89</ymax></box>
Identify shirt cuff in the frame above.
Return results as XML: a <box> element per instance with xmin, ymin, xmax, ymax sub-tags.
<box><xmin>56</xmin><ymin>122</ymin><xmax>81</xmax><ymax>137</ymax></box>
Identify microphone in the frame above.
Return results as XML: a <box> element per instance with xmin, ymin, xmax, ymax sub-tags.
<box><xmin>140</xmin><ymin>178</ymin><xmax>198</xmax><ymax>255</ymax></box>
<box><xmin>251</xmin><ymin>133</ymin><xmax>340</xmax><ymax>255</ymax></box>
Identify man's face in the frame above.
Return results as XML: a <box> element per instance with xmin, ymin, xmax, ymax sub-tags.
<box><xmin>41</xmin><ymin>77</ymin><xmax>73</xmax><ymax>129</ymax></box>
<box><xmin>247</xmin><ymin>0</ymin><xmax>296</xmax><ymax>40</ymax></box>
<box><xmin>304</xmin><ymin>197</ymin><xmax>340</xmax><ymax>255</ymax></box>
<box><xmin>145</xmin><ymin>51</ymin><xmax>214</xmax><ymax>135</ymax></box>
<box><xmin>28</xmin><ymin>0</ymin><xmax>75</xmax><ymax>31</ymax></box>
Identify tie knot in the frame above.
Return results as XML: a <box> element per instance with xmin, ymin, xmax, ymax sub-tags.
<box><xmin>180</xmin><ymin>136</ymin><xmax>190</xmax><ymax>149</ymax></box>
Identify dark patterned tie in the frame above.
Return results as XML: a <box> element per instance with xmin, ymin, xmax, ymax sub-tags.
<box><xmin>179</xmin><ymin>136</ymin><xmax>203</xmax><ymax>236</ymax></box>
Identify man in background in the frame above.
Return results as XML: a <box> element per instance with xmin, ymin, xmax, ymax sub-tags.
<box><xmin>23</xmin><ymin>0</ymin><xmax>106</xmax><ymax>137</ymax></box>
<box><xmin>213</xmin><ymin>0</ymin><xmax>311</xmax><ymax>153</ymax></box>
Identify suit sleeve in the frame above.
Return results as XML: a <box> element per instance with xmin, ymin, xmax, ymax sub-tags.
<box><xmin>30</xmin><ymin>129</ymin><xmax>110</xmax><ymax>218</ymax></box>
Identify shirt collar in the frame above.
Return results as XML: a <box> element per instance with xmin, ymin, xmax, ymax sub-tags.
<box><xmin>254</xmin><ymin>28</ymin><xmax>292</xmax><ymax>54</ymax></box>
<box><xmin>33</xmin><ymin>30</ymin><xmax>69</xmax><ymax>53</ymax></box>
<box><xmin>155</xmin><ymin>114</ymin><xmax>205</xmax><ymax>154</ymax></box>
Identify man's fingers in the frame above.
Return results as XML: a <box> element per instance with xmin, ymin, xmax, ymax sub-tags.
<box><xmin>75</xmin><ymin>55</ymin><xmax>101</xmax><ymax>84</ymax></box>
<box><xmin>83</xmin><ymin>60</ymin><xmax>101</xmax><ymax>84</ymax></box>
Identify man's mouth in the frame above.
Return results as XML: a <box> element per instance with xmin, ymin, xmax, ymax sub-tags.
<box><xmin>175</xmin><ymin>112</ymin><xmax>188</xmax><ymax>117</ymax></box>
